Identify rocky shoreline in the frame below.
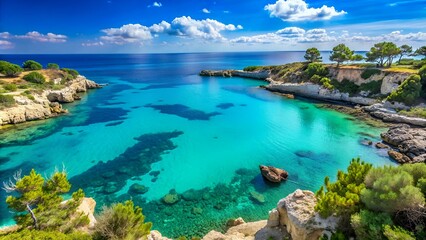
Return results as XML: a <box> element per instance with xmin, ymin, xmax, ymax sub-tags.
<box><xmin>0</xmin><ymin>75</ymin><xmax>101</xmax><ymax>126</ymax></box>
<box><xmin>200</xmin><ymin>69</ymin><xmax>426</xmax><ymax>127</ymax></box>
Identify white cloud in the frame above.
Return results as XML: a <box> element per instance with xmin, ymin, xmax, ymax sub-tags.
<box><xmin>82</xmin><ymin>41</ymin><xmax>104</xmax><ymax>47</ymax></box>
<box><xmin>101</xmin><ymin>24</ymin><xmax>153</xmax><ymax>44</ymax></box>
<box><xmin>223</xmin><ymin>10</ymin><xmax>230</xmax><ymax>14</ymax></box>
<box><xmin>202</xmin><ymin>8</ymin><xmax>210</xmax><ymax>14</ymax></box>
<box><xmin>264</xmin><ymin>0</ymin><xmax>346</xmax><ymax>22</ymax></box>
<box><xmin>0</xmin><ymin>40</ymin><xmax>13</xmax><ymax>49</ymax></box>
<box><xmin>149</xmin><ymin>21</ymin><xmax>171</xmax><ymax>33</ymax></box>
<box><xmin>0</xmin><ymin>32</ymin><xmax>11</xmax><ymax>39</ymax></box>
<box><xmin>346</xmin><ymin>31</ymin><xmax>426</xmax><ymax>42</ymax></box>
<box><xmin>166</xmin><ymin>16</ymin><xmax>241</xmax><ymax>40</ymax></box>
<box><xmin>153</xmin><ymin>2</ymin><xmax>162</xmax><ymax>7</ymax></box>
<box><xmin>276</xmin><ymin>27</ymin><xmax>305</xmax><ymax>38</ymax></box>
<box><xmin>237</xmin><ymin>25</ymin><xmax>243</xmax><ymax>30</ymax></box>
<box><xmin>15</xmin><ymin>31</ymin><xmax>67</xmax><ymax>42</ymax></box>
<box><xmin>231</xmin><ymin>33</ymin><xmax>284</xmax><ymax>44</ymax></box>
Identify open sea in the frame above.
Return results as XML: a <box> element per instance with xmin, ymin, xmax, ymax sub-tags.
<box><xmin>0</xmin><ymin>52</ymin><xmax>394</xmax><ymax>237</ymax></box>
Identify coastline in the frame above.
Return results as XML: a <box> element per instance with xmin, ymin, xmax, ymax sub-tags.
<box><xmin>0</xmin><ymin>75</ymin><xmax>101</xmax><ymax>126</ymax></box>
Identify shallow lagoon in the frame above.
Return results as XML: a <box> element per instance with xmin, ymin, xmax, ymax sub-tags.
<box><xmin>0</xmin><ymin>53</ymin><xmax>394</xmax><ymax>237</ymax></box>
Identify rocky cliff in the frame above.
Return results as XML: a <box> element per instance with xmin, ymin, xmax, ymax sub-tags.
<box><xmin>0</xmin><ymin>75</ymin><xmax>100</xmax><ymax>126</ymax></box>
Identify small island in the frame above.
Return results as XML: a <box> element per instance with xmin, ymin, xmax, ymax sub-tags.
<box><xmin>0</xmin><ymin>60</ymin><xmax>101</xmax><ymax>126</ymax></box>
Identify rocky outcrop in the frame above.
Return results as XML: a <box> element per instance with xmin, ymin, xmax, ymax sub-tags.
<box><xmin>0</xmin><ymin>75</ymin><xmax>100</xmax><ymax>126</ymax></box>
<box><xmin>270</xmin><ymin>189</ymin><xmax>337</xmax><ymax>240</ymax></box>
<box><xmin>266</xmin><ymin>82</ymin><xmax>378</xmax><ymax>106</ymax></box>
<box><xmin>381</xmin><ymin>124</ymin><xmax>426</xmax><ymax>163</ymax></box>
<box><xmin>76</xmin><ymin>197</ymin><xmax>97</xmax><ymax>229</ymax></box>
<box><xmin>259</xmin><ymin>165</ymin><xmax>288</xmax><ymax>183</ymax></box>
<box><xmin>200</xmin><ymin>70</ymin><xmax>270</xmax><ymax>80</ymax></box>
<box><xmin>364</xmin><ymin>103</ymin><xmax>426</xmax><ymax>127</ymax></box>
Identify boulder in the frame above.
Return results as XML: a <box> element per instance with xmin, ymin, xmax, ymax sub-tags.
<box><xmin>128</xmin><ymin>183</ymin><xmax>149</xmax><ymax>194</ymax></box>
<box><xmin>381</xmin><ymin>125</ymin><xmax>426</xmax><ymax>163</ymax></box>
<box><xmin>226</xmin><ymin>217</ymin><xmax>246</xmax><ymax>227</ymax></box>
<box><xmin>375</xmin><ymin>142</ymin><xmax>389</xmax><ymax>149</ymax></box>
<box><xmin>259</xmin><ymin>165</ymin><xmax>288</xmax><ymax>183</ymax></box>
<box><xmin>162</xmin><ymin>191</ymin><xmax>180</xmax><ymax>205</ymax></box>
<box><xmin>275</xmin><ymin>189</ymin><xmax>337</xmax><ymax>240</ymax></box>
<box><xmin>148</xmin><ymin>230</ymin><xmax>172</xmax><ymax>240</ymax></box>
<box><xmin>76</xmin><ymin>197</ymin><xmax>97</xmax><ymax>228</ymax></box>
<box><xmin>249</xmin><ymin>190</ymin><xmax>266</xmax><ymax>204</ymax></box>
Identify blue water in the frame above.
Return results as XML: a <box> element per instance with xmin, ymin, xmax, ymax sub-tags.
<box><xmin>0</xmin><ymin>52</ymin><xmax>394</xmax><ymax>237</ymax></box>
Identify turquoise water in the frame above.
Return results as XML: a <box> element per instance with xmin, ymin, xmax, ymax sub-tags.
<box><xmin>0</xmin><ymin>53</ymin><xmax>394</xmax><ymax>237</ymax></box>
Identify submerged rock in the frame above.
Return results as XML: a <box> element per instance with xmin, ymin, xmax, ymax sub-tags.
<box><xmin>259</xmin><ymin>165</ymin><xmax>288</xmax><ymax>183</ymax></box>
<box><xmin>129</xmin><ymin>183</ymin><xmax>149</xmax><ymax>195</ymax></box>
<box><xmin>249</xmin><ymin>190</ymin><xmax>266</xmax><ymax>204</ymax></box>
<box><xmin>375</xmin><ymin>142</ymin><xmax>389</xmax><ymax>149</ymax></box>
<box><xmin>163</xmin><ymin>190</ymin><xmax>180</xmax><ymax>205</ymax></box>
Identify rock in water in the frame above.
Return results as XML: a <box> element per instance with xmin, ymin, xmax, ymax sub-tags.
<box><xmin>259</xmin><ymin>165</ymin><xmax>288</xmax><ymax>183</ymax></box>
<box><xmin>128</xmin><ymin>183</ymin><xmax>149</xmax><ymax>194</ymax></box>
<box><xmin>381</xmin><ymin>124</ymin><xmax>426</xmax><ymax>163</ymax></box>
<box><xmin>162</xmin><ymin>190</ymin><xmax>180</xmax><ymax>205</ymax></box>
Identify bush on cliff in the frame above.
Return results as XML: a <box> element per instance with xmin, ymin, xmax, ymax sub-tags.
<box><xmin>360</xmin><ymin>68</ymin><xmax>381</xmax><ymax>79</ymax></box>
<box><xmin>47</xmin><ymin>63</ymin><xmax>60</xmax><ymax>70</ymax></box>
<box><xmin>305</xmin><ymin>62</ymin><xmax>328</xmax><ymax>79</ymax></box>
<box><xmin>93</xmin><ymin>200</ymin><xmax>152</xmax><ymax>240</ymax></box>
<box><xmin>243</xmin><ymin>66</ymin><xmax>262</xmax><ymax>72</ymax></box>
<box><xmin>0</xmin><ymin>229</ymin><xmax>92</xmax><ymax>240</ymax></box>
<box><xmin>23</xmin><ymin>72</ymin><xmax>46</xmax><ymax>84</ymax></box>
<box><xmin>350</xmin><ymin>209</ymin><xmax>393</xmax><ymax>240</ymax></box>
<box><xmin>0</xmin><ymin>61</ymin><xmax>23</xmax><ymax>77</ymax></box>
<box><xmin>23</xmin><ymin>60</ymin><xmax>43</xmax><ymax>70</ymax></box>
<box><xmin>0</xmin><ymin>94</ymin><xmax>15</xmax><ymax>107</ymax></box>
<box><xmin>387</xmin><ymin>74</ymin><xmax>421</xmax><ymax>105</ymax></box>
<box><xmin>330</xmin><ymin>79</ymin><xmax>360</xmax><ymax>95</ymax></box>
<box><xmin>61</xmin><ymin>68</ymin><xmax>79</xmax><ymax>81</ymax></box>
<box><xmin>419</xmin><ymin>65</ymin><xmax>426</xmax><ymax>97</ymax></box>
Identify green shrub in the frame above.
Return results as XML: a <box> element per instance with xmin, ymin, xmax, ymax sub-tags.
<box><xmin>361</xmin><ymin>69</ymin><xmax>381</xmax><ymax>79</ymax></box>
<box><xmin>350</xmin><ymin>210</ymin><xmax>393</xmax><ymax>240</ymax></box>
<box><xmin>383</xmin><ymin>225</ymin><xmax>415</xmax><ymax>240</ymax></box>
<box><xmin>387</xmin><ymin>74</ymin><xmax>422</xmax><ymax>105</ymax></box>
<box><xmin>305</xmin><ymin>62</ymin><xmax>328</xmax><ymax>79</ymax></box>
<box><xmin>0</xmin><ymin>229</ymin><xmax>92</xmax><ymax>240</ymax></box>
<box><xmin>23</xmin><ymin>72</ymin><xmax>46</xmax><ymax>84</ymax></box>
<box><xmin>315</xmin><ymin>158</ymin><xmax>372</xmax><ymax>219</ymax></box>
<box><xmin>3</xmin><ymin>83</ymin><xmax>17</xmax><ymax>92</ymax></box>
<box><xmin>359</xmin><ymin>80</ymin><xmax>383</xmax><ymax>95</ymax></box>
<box><xmin>0</xmin><ymin>61</ymin><xmax>23</xmax><ymax>77</ymax></box>
<box><xmin>61</xmin><ymin>68</ymin><xmax>79</xmax><ymax>80</ymax></box>
<box><xmin>320</xmin><ymin>77</ymin><xmax>334</xmax><ymax>90</ymax></box>
<box><xmin>331</xmin><ymin>79</ymin><xmax>360</xmax><ymax>95</ymax></box>
<box><xmin>21</xmin><ymin>92</ymin><xmax>35</xmax><ymax>101</ymax></box>
<box><xmin>419</xmin><ymin>65</ymin><xmax>426</xmax><ymax>97</ymax></box>
<box><xmin>93</xmin><ymin>200</ymin><xmax>152</xmax><ymax>240</ymax></box>
<box><xmin>0</xmin><ymin>94</ymin><xmax>15</xmax><ymax>107</ymax></box>
<box><xmin>243</xmin><ymin>66</ymin><xmax>262</xmax><ymax>72</ymax></box>
<box><xmin>361</xmin><ymin>163</ymin><xmax>426</xmax><ymax>215</ymax></box>
<box><xmin>23</xmin><ymin>60</ymin><xmax>43</xmax><ymax>70</ymax></box>
<box><xmin>413</xmin><ymin>60</ymin><xmax>426</xmax><ymax>69</ymax></box>
<box><xmin>47</xmin><ymin>63</ymin><xmax>60</xmax><ymax>70</ymax></box>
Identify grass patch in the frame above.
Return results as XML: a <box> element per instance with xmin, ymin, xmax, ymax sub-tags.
<box><xmin>0</xmin><ymin>94</ymin><xmax>15</xmax><ymax>108</ymax></box>
<box><xmin>3</xmin><ymin>83</ymin><xmax>17</xmax><ymax>92</ymax></box>
<box><xmin>243</xmin><ymin>66</ymin><xmax>262</xmax><ymax>72</ymax></box>
<box><xmin>361</xmin><ymin>69</ymin><xmax>381</xmax><ymax>79</ymax></box>
<box><xmin>399</xmin><ymin>107</ymin><xmax>426</xmax><ymax>119</ymax></box>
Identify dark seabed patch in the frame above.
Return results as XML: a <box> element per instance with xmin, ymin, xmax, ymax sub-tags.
<box><xmin>216</xmin><ymin>103</ymin><xmax>235</xmax><ymax>110</ymax></box>
<box><xmin>294</xmin><ymin>150</ymin><xmax>331</xmax><ymax>162</ymax></box>
<box><xmin>105</xmin><ymin>121</ymin><xmax>125</xmax><ymax>127</ymax></box>
<box><xmin>70</xmin><ymin>130</ymin><xmax>183</xmax><ymax>197</ymax></box>
<box><xmin>145</xmin><ymin>104</ymin><xmax>221</xmax><ymax>120</ymax></box>
<box><xmin>131</xmin><ymin>106</ymin><xmax>141</xmax><ymax>109</ymax></box>
<box><xmin>103</xmin><ymin>101</ymin><xmax>126</xmax><ymax>106</ymax></box>
<box><xmin>78</xmin><ymin>107</ymin><xmax>129</xmax><ymax>126</ymax></box>
<box><xmin>140</xmin><ymin>83</ymin><xmax>182</xmax><ymax>90</ymax></box>
<box><xmin>0</xmin><ymin>156</ymin><xmax>10</xmax><ymax>165</ymax></box>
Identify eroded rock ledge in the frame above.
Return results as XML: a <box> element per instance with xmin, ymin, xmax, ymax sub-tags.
<box><xmin>0</xmin><ymin>75</ymin><xmax>101</xmax><ymax>126</ymax></box>
<box><xmin>381</xmin><ymin>124</ymin><xmax>426</xmax><ymax>164</ymax></box>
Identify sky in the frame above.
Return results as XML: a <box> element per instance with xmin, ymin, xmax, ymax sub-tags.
<box><xmin>0</xmin><ymin>0</ymin><xmax>425</xmax><ymax>53</ymax></box>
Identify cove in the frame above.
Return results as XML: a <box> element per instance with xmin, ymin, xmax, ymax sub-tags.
<box><xmin>0</xmin><ymin>53</ymin><xmax>395</xmax><ymax>237</ymax></box>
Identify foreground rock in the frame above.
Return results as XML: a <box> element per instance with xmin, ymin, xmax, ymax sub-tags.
<box><xmin>0</xmin><ymin>75</ymin><xmax>101</xmax><ymax>126</ymax></box>
<box><xmin>259</xmin><ymin>165</ymin><xmax>288</xmax><ymax>183</ymax></box>
<box><xmin>270</xmin><ymin>189</ymin><xmax>337</xmax><ymax>240</ymax></box>
<box><xmin>365</xmin><ymin>103</ymin><xmax>426</xmax><ymax>127</ymax></box>
<box><xmin>381</xmin><ymin>124</ymin><xmax>426</xmax><ymax>163</ymax></box>
<box><xmin>76</xmin><ymin>197</ymin><xmax>97</xmax><ymax>229</ymax></box>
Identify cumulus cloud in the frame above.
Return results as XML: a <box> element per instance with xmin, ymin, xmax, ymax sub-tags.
<box><xmin>101</xmin><ymin>24</ymin><xmax>153</xmax><ymax>44</ymax></box>
<box><xmin>0</xmin><ymin>32</ymin><xmax>11</xmax><ymax>39</ymax></box>
<box><xmin>264</xmin><ymin>0</ymin><xmax>346</xmax><ymax>22</ymax></box>
<box><xmin>15</xmin><ymin>31</ymin><xmax>67</xmax><ymax>42</ymax></box>
<box><xmin>202</xmin><ymin>8</ymin><xmax>210</xmax><ymax>14</ymax></box>
<box><xmin>166</xmin><ymin>16</ymin><xmax>241</xmax><ymax>40</ymax></box>
<box><xmin>153</xmin><ymin>2</ymin><xmax>162</xmax><ymax>7</ymax></box>
<box><xmin>149</xmin><ymin>21</ymin><xmax>171</xmax><ymax>33</ymax></box>
<box><xmin>99</xmin><ymin>17</ymin><xmax>242</xmax><ymax>44</ymax></box>
<box><xmin>0</xmin><ymin>40</ymin><xmax>13</xmax><ymax>49</ymax></box>
<box><xmin>346</xmin><ymin>31</ymin><xmax>426</xmax><ymax>42</ymax></box>
<box><xmin>231</xmin><ymin>27</ymin><xmax>334</xmax><ymax>44</ymax></box>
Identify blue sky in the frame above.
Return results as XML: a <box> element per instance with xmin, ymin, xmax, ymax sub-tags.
<box><xmin>0</xmin><ymin>0</ymin><xmax>425</xmax><ymax>53</ymax></box>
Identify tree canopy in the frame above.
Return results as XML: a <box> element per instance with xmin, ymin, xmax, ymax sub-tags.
<box><xmin>0</xmin><ymin>60</ymin><xmax>23</xmax><ymax>77</ymax></box>
<box><xmin>329</xmin><ymin>44</ymin><xmax>354</xmax><ymax>67</ymax></box>
<box><xmin>415</xmin><ymin>46</ymin><xmax>426</xmax><ymax>59</ymax></box>
<box><xmin>398</xmin><ymin>45</ymin><xmax>413</xmax><ymax>64</ymax></box>
<box><xmin>23</xmin><ymin>60</ymin><xmax>43</xmax><ymax>70</ymax></box>
<box><xmin>4</xmin><ymin>169</ymin><xmax>88</xmax><ymax>232</ymax></box>
<box><xmin>304</xmin><ymin>47</ymin><xmax>322</xmax><ymax>63</ymax></box>
<box><xmin>366</xmin><ymin>42</ymin><xmax>400</xmax><ymax>67</ymax></box>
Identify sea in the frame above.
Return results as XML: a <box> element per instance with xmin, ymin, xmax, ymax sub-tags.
<box><xmin>0</xmin><ymin>52</ymin><xmax>394</xmax><ymax>237</ymax></box>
